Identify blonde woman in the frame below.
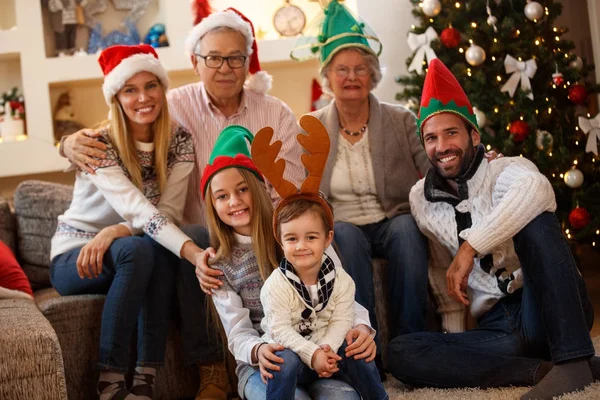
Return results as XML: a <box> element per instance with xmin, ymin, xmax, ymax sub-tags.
<box><xmin>50</xmin><ymin>44</ymin><xmax>203</xmax><ymax>400</ymax></box>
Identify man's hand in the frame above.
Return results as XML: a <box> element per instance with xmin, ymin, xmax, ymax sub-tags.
<box><xmin>193</xmin><ymin>246</ymin><xmax>223</xmax><ymax>295</ymax></box>
<box><xmin>446</xmin><ymin>241</ymin><xmax>477</xmax><ymax>305</ymax></box>
<box><xmin>63</xmin><ymin>129</ymin><xmax>107</xmax><ymax>174</ymax></box>
<box><xmin>345</xmin><ymin>324</ymin><xmax>376</xmax><ymax>362</ymax></box>
<box><xmin>256</xmin><ymin>343</ymin><xmax>285</xmax><ymax>383</ymax></box>
<box><xmin>484</xmin><ymin>150</ymin><xmax>504</xmax><ymax>162</ymax></box>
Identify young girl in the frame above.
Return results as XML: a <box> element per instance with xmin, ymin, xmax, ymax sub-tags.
<box><xmin>200</xmin><ymin>124</ymin><xmax>375</xmax><ymax>400</ymax></box>
<box><xmin>253</xmin><ymin>116</ymin><xmax>388</xmax><ymax>400</ymax></box>
<box><xmin>50</xmin><ymin>44</ymin><xmax>205</xmax><ymax>400</ymax></box>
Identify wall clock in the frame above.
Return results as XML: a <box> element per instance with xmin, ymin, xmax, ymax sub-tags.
<box><xmin>273</xmin><ymin>0</ymin><xmax>306</xmax><ymax>37</ymax></box>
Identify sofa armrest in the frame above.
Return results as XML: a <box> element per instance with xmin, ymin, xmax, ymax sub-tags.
<box><xmin>0</xmin><ymin>298</ymin><xmax>67</xmax><ymax>400</ymax></box>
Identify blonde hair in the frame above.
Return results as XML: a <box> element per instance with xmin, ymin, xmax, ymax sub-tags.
<box><xmin>205</xmin><ymin>168</ymin><xmax>280</xmax><ymax>280</ymax></box>
<box><xmin>98</xmin><ymin>82</ymin><xmax>171</xmax><ymax>193</ymax></box>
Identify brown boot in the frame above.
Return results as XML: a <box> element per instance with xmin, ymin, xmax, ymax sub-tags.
<box><xmin>196</xmin><ymin>362</ymin><xmax>230</xmax><ymax>400</ymax></box>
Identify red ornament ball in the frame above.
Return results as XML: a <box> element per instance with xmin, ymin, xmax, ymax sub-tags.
<box><xmin>440</xmin><ymin>27</ymin><xmax>461</xmax><ymax>48</ymax></box>
<box><xmin>568</xmin><ymin>84</ymin><xmax>588</xmax><ymax>104</ymax></box>
<box><xmin>509</xmin><ymin>120</ymin><xmax>530</xmax><ymax>143</ymax></box>
<box><xmin>569</xmin><ymin>207</ymin><xmax>591</xmax><ymax>230</ymax></box>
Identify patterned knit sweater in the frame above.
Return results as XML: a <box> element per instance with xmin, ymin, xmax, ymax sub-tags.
<box><xmin>50</xmin><ymin>125</ymin><xmax>195</xmax><ymax>260</ymax></box>
<box><xmin>409</xmin><ymin>147</ymin><xmax>556</xmax><ymax>330</ymax></box>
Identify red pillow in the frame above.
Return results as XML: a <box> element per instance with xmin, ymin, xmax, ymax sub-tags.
<box><xmin>0</xmin><ymin>241</ymin><xmax>33</xmax><ymax>298</ymax></box>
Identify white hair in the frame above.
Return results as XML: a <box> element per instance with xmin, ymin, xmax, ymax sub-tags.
<box><xmin>320</xmin><ymin>47</ymin><xmax>382</xmax><ymax>96</ymax></box>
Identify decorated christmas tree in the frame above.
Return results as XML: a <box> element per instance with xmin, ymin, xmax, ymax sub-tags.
<box><xmin>397</xmin><ymin>0</ymin><xmax>600</xmax><ymax>250</ymax></box>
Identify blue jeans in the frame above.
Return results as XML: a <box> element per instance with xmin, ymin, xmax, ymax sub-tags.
<box><xmin>334</xmin><ymin>214</ymin><xmax>429</xmax><ymax>338</ymax></box>
<box><xmin>174</xmin><ymin>224</ymin><xmax>222</xmax><ymax>365</ymax></box>
<box><xmin>50</xmin><ymin>235</ymin><xmax>175</xmax><ymax>372</ymax></box>
<box><xmin>265</xmin><ymin>342</ymin><xmax>388</xmax><ymax>400</ymax></box>
<box><xmin>387</xmin><ymin>212</ymin><xmax>595</xmax><ymax>388</ymax></box>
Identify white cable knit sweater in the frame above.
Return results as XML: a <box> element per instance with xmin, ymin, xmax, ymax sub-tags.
<box><xmin>410</xmin><ymin>153</ymin><xmax>556</xmax><ymax>330</ymax></box>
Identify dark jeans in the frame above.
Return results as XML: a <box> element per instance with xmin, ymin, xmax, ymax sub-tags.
<box><xmin>387</xmin><ymin>212</ymin><xmax>595</xmax><ymax>388</ymax></box>
<box><xmin>334</xmin><ymin>214</ymin><xmax>429</xmax><ymax>338</ymax></box>
<box><xmin>50</xmin><ymin>235</ymin><xmax>175</xmax><ymax>372</ymax></box>
<box><xmin>175</xmin><ymin>224</ymin><xmax>221</xmax><ymax>365</ymax></box>
<box><xmin>266</xmin><ymin>342</ymin><xmax>388</xmax><ymax>400</ymax></box>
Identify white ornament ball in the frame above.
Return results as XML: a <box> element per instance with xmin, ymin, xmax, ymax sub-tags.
<box><xmin>422</xmin><ymin>0</ymin><xmax>442</xmax><ymax>17</ymax></box>
<box><xmin>535</xmin><ymin>130</ymin><xmax>554</xmax><ymax>151</ymax></box>
<box><xmin>473</xmin><ymin>107</ymin><xmax>487</xmax><ymax>128</ymax></box>
<box><xmin>486</xmin><ymin>15</ymin><xmax>498</xmax><ymax>27</ymax></box>
<box><xmin>564</xmin><ymin>168</ymin><xmax>584</xmax><ymax>189</ymax></box>
<box><xmin>524</xmin><ymin>1</ymin><xmax>544</xmax><ymax>21</ymax></box>
<box><xmin>570</xmin><ymin>56</ymin><xmax>583</xmax><ymax>71</ymax></box>
<box><xmin>466</xmin><ymin>44</ymin><xmax>486</xmax><ymax>66</ymax></box>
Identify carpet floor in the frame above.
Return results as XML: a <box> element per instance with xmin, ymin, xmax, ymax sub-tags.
<box><xmin>383</xmin><ymin>337</ymin><xmax>600</xmax><ymax>399</ymax></box>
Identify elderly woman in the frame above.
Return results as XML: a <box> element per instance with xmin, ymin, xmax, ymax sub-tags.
<box><xmin>293</xmin><ymin>0</ymin><xmax>431</xmax><ymax>347</ymax></box>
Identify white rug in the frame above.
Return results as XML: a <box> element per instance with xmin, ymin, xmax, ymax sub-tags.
<box><xmin>383</xmin><ymin>337</ymin><xmax>600</xmax><ymax>399</ymax></box>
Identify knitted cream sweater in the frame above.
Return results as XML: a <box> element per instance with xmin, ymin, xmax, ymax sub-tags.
<box><xmin>410</xmin><ymin>156</ymin><xmax>556</xmax><ymax>330</ymax></box>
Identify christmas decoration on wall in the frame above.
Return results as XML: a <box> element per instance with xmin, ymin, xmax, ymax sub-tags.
<box><xmin>564</xmin><ymin>167</ymin><xmax>584</xmax><ymax>189</ymax></box>
<box><xmin>191</xmin><ymin>0</ymin><xmax>211</xmax><ymax>25</ymax></box>
<box><xmin>501</xmin><ymin>55</ymin><xmax>537</xmax><ymax>100</ymax></box>
<box><xmin>509</xmin><ymin>120</ymin><xmax>530</xmax><ymax>142</ymax></box>
<box><xmin>47</xmin><ymin>0</ymin><xmax>88</xmax><ymax>56</ymax></box>
<box><xmin>440</xmin><ymin>26</ymin><xmax>461</xmax><ymax>48</ymax></box>
<box><xmin>578</xmin><ymin>114</ymin><xmax>600</xmax><ymax>155</ymax></box>
<box><xmin>524</xmin><ymin>1</ymin><xmax>544</xmax><ymax>22</ymax></box>
<box><xmin>569</xmin><ymin>207</ymin><xmax>590</xmax><ymax>229</ymax></box>
<box><xmin>0</xmin><ymin>87</ymin><xmax>26</xmax><ymax>140</ymax></box>
<box><xmin>465</xmin><ymin>43</ymin><xmax>486</xmax><ymax>66</ymax></box>
<box><xmin>111</xmin><ymin>0</ymin><xmax>154</xmax><ymax>23</ymax></box>
<box><xmin>535</xmin><ymin>129</ymin><xmax>553</xmax><ymax>151</ymax></box>
<box><xmin>88</xmin><ymin>19</ymin><xmax>140</xmax><ymax>53</ymax></box>
<box><xmin>143</xmin><ymin>23</ymin><xmax>168</xmax><ymax>48</ymax></box>
<box><xmin>53</xmin><ymin>92</ymin><xmax>85</xmax><ymax>142</ymax></box>
<box><xmin>568</xmin><ymin>84</ymin><xmax>588</xmax><ymax>105</ymax></box>
<box><xmin>408</xmin><ymin>27</ymin><xmax>438</xmax><ymax>74</ymax></box>
<box><xmin>473</xmin><ymin>107</ymin><xmax>487</xmax><ymax>128</ymax></box>
<box><xmin>421</xmin><ymin>0</ymin><xmax>442</xmax><ymax>17</ymax></box>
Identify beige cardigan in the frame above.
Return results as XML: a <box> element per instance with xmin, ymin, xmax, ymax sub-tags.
<box><xmin>310</xmin><ymin>93</ymin><xmax>431</xmax><ymax>219</ymax></box>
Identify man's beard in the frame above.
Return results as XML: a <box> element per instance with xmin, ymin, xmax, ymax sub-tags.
<box><xmin>432</xmin><ymin>135</ymin><xmax>475</xmax><ymax>179</ymax></box>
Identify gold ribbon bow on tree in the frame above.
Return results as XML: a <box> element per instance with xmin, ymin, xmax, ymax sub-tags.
<box><xmin>407</xmin><ymin>27</ymin><xmax>439</xmax><ymax>74</ymax></box>
<box><xmin>501</xmin><ymin>54</ymin><xmax>537</xmax><ymax>100</ymax></box>
<box><xmin>578</xmin><ymin>113</ymin><xmax>600</xmax><ymax>156</ymax></box>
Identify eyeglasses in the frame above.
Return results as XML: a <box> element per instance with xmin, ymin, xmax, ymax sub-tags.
<box><xmin>196</xmin><ymin>55</ymin><xmax>247</xmax><ymax>69</ymax></box>
<box><xmin>332</xmin><ymin>65</ymin><xmax>370</xmax><ymax>78</ymax></box>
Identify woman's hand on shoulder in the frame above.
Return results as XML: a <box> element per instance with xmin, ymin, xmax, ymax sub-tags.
<box><xmin>192</xmin><ymin>246</ymin><xmax>224</xmax><ymax>295</ymax></box>
<box><xmin>484</xmin><ymin>150</ymin><xmax>504</xmax><ymax>162</ymax></box>
<box><xmin>63</xmin><ymin>129</ymin><xmax>107</xmax><ymax>174</ymax></box>
<box><xmin>344</xmin><ymin>324</ymin><xmax>376</xmax><ymax>362</ymax></box>
<box><xmin>257</xmin><ymin>343</ymin><xmax>285</xmax><ymax>383</ymax></box>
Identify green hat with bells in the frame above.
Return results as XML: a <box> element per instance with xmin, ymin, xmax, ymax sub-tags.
<box><xmin>290</xmin><ymin>0</ymin><xmax>382</xmax><ymax>68</ymax></box>
<box><xmin>200</xmin><ymin>125</ymin><xmax>264</xmax><ymax>199</ymax></box>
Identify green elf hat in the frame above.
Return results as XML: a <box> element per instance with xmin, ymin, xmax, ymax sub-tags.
<box><xmin>416</xmin><ymin>59</ymin><xmax>480</xmax><ymax>144</ymax></box>
<box><xmin>200</xmin><ymin>125</ymin><xmax>264</xmax><ymax>199</ymax></box>
<box><xmin>290</xmin><ymin>0</ymin><xmax>381</xmax><ymax>68</ymax></box>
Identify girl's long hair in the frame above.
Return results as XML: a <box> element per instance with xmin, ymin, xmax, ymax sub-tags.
<box><xmin>98</xmin><ymin>83</ymin><xmax>171</xmax><ymax>194</ymax></box>
<box><xmin>204</xmin><ymin>168</ymin><xmax>281</xmax><ymax>385</ymax></box>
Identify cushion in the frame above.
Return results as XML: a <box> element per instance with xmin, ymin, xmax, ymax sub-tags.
<box><xmin>0</xmin><ymin>198</ymin><xmax>16</xmax><ymax>254</ymax></box>
<box><xmin>0</xmin><ymin>241</ymin><xmax>33</xmax><ymax>298</ymax></box>
<box><xmin>14</xmin><ymin>181</ymin><xmax>72</xmax><ymax>288</ymax></box>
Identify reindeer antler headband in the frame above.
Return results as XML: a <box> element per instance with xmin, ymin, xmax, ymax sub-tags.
<box><xmin>251</xmin><ymin>115</ymin><xmax>333</xmax><ymax>242</ymax></box>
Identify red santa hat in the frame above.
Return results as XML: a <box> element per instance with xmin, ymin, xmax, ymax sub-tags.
<box><xmin>98</xmin><ymin>44</ymin><xmax>169</xmax><ymax>106</ymax></box>
<box><xmin>184</xmin><ymin>8</ymin><xmax>272</xmax><ymax>94</ymax></box>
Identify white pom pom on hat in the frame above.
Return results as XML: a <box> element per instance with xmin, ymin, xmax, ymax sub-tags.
<box><xmin>185</xmin><ymin>8</ymin><xmax>272</xmax><ymax>94</ymax></box>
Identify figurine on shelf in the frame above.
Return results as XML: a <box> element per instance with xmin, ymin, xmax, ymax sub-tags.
<box><xmin>88</xmin><ymin>18</ymin><xmax>140</xmax><ymax>53</ymax></box>
<box><xmin>143</xmin><ymin>23</ymin><xmax>169</xmax><ymax>48</ymax></box>
<box><xmin>47</xmin><ymin>0</ymin><xmax>88</xmax><ymax>56</ymax></box>
<box><xmin>53</xmin><ymin>92</ymin><xmax>84</xmax><ymax>142</ymax></box>
<box><xmin>0</xmin><ymin>102</ymin><xmax>25</xmax><ymax>141</ymax></box>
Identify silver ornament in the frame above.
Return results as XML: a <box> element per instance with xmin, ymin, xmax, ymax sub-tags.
<box><xmin>487</xmin><ymin>15</ymin><xmax>498</xmax><ymax>27</ymax></box>
<box><xmin>524</xmin><ymin>1</ymin><xmax>544</xmax><ymax>21</ymax></box>
<box><xmin>564</xmin><ymin>168</ymin><xmax>584</xmax><ymax>189</ymax></box>
<box><xmin>473</xmin><ymin>107</ymin><xmax>487</xmax><ymax>127</ymax></box>
<box><xmin>570</xmin><ymin>56</ymin><xmax>584</xmax><ymax>71</ymax></box>
<box><xmin>466</xmin><ymin>44</ymin><xmax>486</xmax><ymax>66</ymax></box>
<box><xmin>535</xmin><ymin>130</ymin><xmax>553</xmax><ymax>151</ymax></box>
<box><xmin>422</xmin><ymin>0</ymin><xmax>442</xmax><ymax>17</ymax></box>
